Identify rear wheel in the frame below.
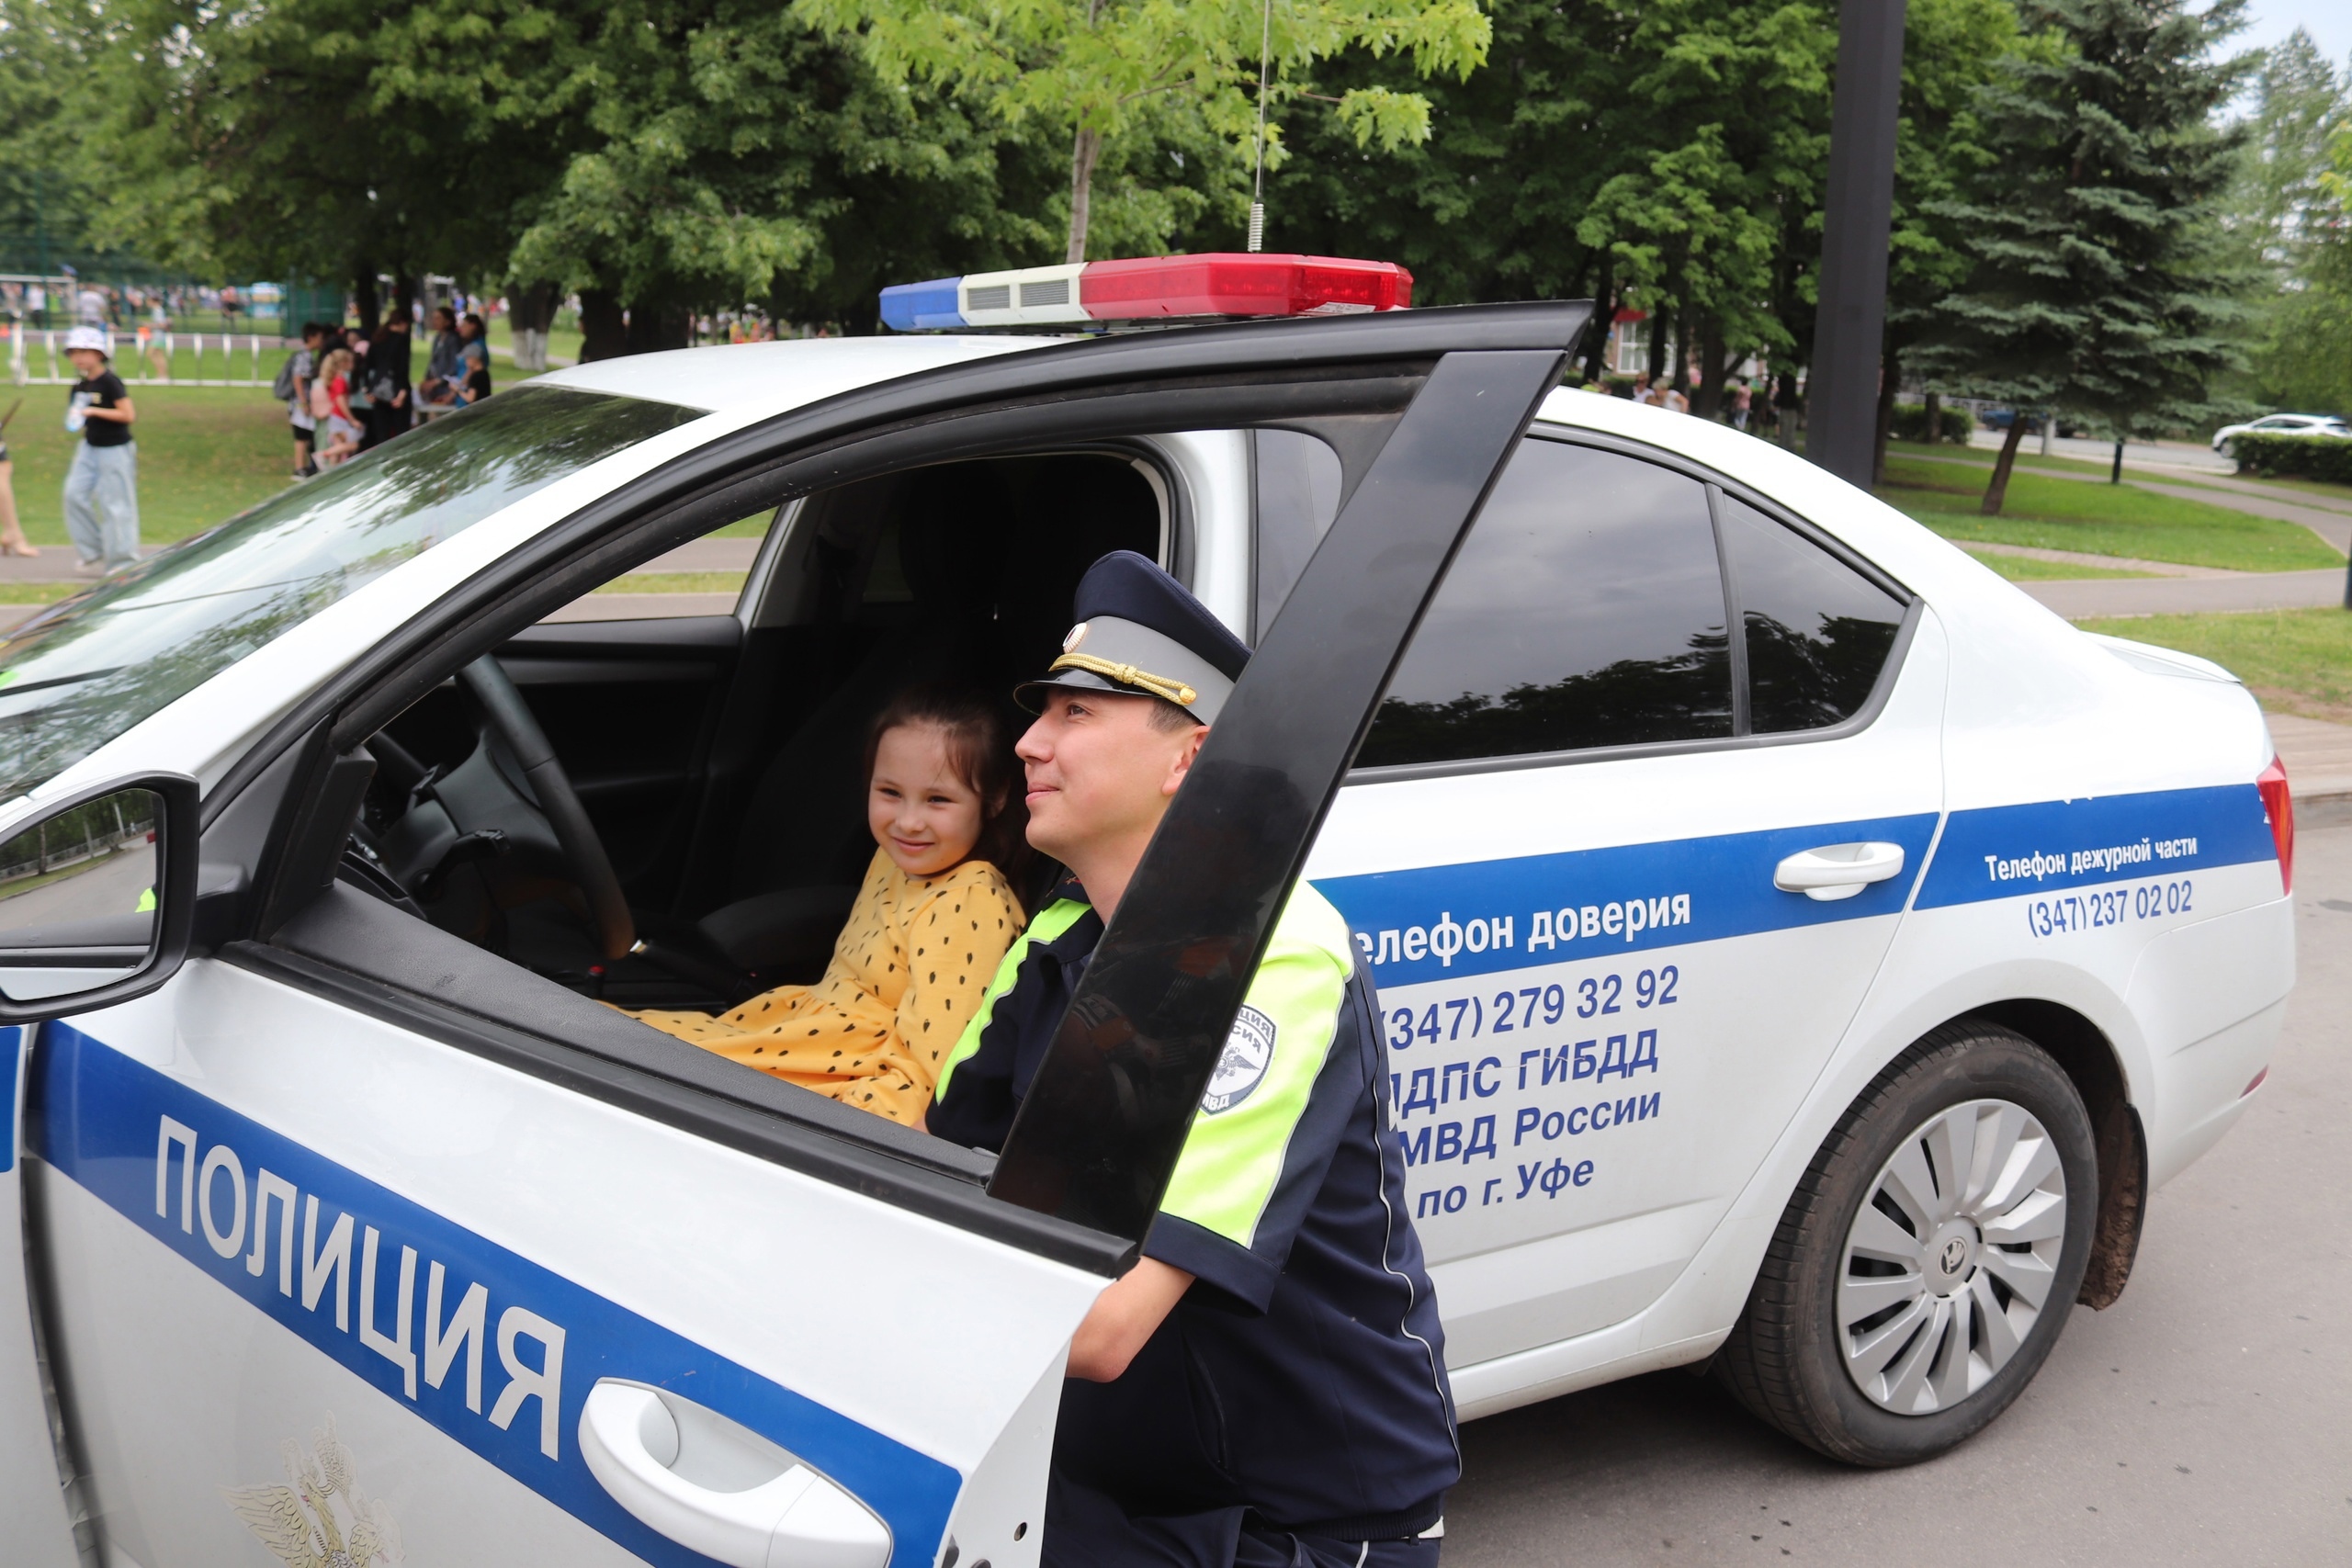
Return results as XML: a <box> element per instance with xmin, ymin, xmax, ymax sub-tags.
<box><xmin>1714</xmin><ymin>1021</ymin><xmax>2097</xmax><ymax>1465</ymax></box>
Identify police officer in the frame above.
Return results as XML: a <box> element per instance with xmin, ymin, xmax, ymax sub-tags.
<box><xmin>929</xmin><ymin>551</ymin><xmax>1458</xmax><ymax>1567</ymax></box>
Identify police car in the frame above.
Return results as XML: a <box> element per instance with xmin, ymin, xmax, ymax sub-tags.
<box><xmin>0</xmin><ymin>260</ymin><xmax>2295</xmax><ymax>1567</ymax></box>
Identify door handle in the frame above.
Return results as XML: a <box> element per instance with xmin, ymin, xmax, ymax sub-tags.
<box><xmin>1773</xmin><ymin>841</ymin><xmax>1906</xmax><ymax>903</ymax></box>
<box><xmin>579</xmin><ymin>1379</ymin><xmax>891</xmax><ymax>1568</ymax></box>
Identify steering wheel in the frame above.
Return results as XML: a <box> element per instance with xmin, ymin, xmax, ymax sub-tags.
<box><xmin>457</xmin><ymin>656</ymin><xmax>636</xmax><ymax>962</ymax></box>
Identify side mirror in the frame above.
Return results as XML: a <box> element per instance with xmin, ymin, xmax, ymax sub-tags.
<box><xmin>0</xmin><ymin>774</ymin><xmax>199</xmax><ymax>1023</ymax></box>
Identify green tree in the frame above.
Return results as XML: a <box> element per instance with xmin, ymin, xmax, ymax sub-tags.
<box><xmin>0</xmin><ymin>0</ymin><xmax>144</xmax><ymax>278</ymax></box>
<box><xmin>429</xmin><ymin>0</ymin><xmax>1060</xmax><ymax>347</ymax></box>
<box><xmin>1261</xmin><ymin>0</ymin><xmax>1837</xmax><ymax>405</ymax></box>
<box><xmin>85</xmin><ymin>0</ymin><xmax>1075</xmax><ymax>347</ymax></box>
<box><xmin>1913</xmin><ymin>0</ymin><xmax>2256</xmax><ymax>513</ymax></box>
<box><xmin>86</xmin><ymin>0</ymin><xmax>537</xmax><ymax>320</ymax></box>
<box><xmin>794</xmin><ymin>0</ymin><xmax>1491</xmax><ymax>263</ymax></box>
<box><xmin>1877</xmin><ymin>0</ymin><xmax>2024</xmax><ymax>479</ymax></box>
<box><xmin>2226</xmin><ymin>28</ymin><xmax>2351</xmax><ymax>413</ymax></box>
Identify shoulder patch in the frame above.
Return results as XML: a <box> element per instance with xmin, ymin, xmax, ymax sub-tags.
<box><xmin>1202</xmin><ymin>1005</ymin><xmax>1278</xmax><ymax>1114</ymax></box>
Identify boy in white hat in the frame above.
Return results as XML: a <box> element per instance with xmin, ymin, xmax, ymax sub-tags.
<box><xmin>62</xmin><ymin>326</ymin><xmax>138</xmax><ymax>573</ymax></box>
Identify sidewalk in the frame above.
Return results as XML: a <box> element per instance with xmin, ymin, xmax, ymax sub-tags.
<box><xmin>2023</xmin><ymin>569</ymin><xmax>2346</xmax><ymax>618</ymax></box>
<box><xmin>1908</xmin><ymin>451</ymin><xmax>2352</xmax><ymax>555</ymax></box>
<box><xmin>2271</xmin><ymin>712</ymin><xmax>2352</xmax><ymax>827</ymax></box>
<box><xmin>1964</xmin><ymin>429</ymin><xmax>2234</xmax><ymax>475</ymax></box>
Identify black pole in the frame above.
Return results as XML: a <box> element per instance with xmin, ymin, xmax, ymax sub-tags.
<box><xmin>1806</xmin><ymin>0</ymin><xmax>1908</xmax><ymax>490</ymax></box>
<box><xmin>2110</xmin><ymin>438</ymin><xmax>2125</xmax><ymax>484</ymax></box>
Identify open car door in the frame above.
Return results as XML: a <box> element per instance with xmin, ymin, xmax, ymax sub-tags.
<box><xmin>19</xmin><ymin>303</ymin><xmax>1581</xmax><ymax>1568</ymax></box>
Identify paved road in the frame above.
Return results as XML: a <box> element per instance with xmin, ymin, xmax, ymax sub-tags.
<box><xmin>1965</xmin><ymin>430</ymin><xmax>2236</xmax><ymax>475</ymax></box>
<box><xmin>1443</xmin><ymin>823</ymin><xmax>2352</xmax><ymax>1567</ymax></box>
<box><xmin>2022</xmin><ymin>568</ymin><xmax>2347</xmax><ymax>619</ymax></box>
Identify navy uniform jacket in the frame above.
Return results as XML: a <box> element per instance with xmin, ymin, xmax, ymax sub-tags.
<box><xmin>930</xmin><ymin>880</ymin><xmax>1460</xmax><ymax>1537</ymax></box>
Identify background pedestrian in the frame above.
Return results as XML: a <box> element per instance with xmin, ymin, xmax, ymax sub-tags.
<box><xmin>417</xmin><ymin>306</ymin><xmax>461</xmax><ymax>405</ymax></box>
<box><xmin>0</xmin><ymin>400</ymin><xmax>38</xmax><ymax>558</ymax></box>
<box><xmin>311</xmin><ymin>346</ymin><xmax>359</xmax><ymax>468</ymax></box>
<box><xmin>357</xmin><ymin>311</ymin><xmax>413</xmax><ymax>451</ymax></box>
<box><xmin>60</xmin><ymin>325</ymin><xmax>138</xmax><ymax>573</ymax></box>
<box><xmin>283</xmin><ymin>321</ymin><xmax>323</xmax><ymax>477</ymax></box>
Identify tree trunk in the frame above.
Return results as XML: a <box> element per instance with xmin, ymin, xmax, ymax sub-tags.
<box><xmin>1923</xmin><ymin>389</ymin><xmax>1942</xmax><ymax>446</ymax></box>
<box><xmin>1871</xmin><ymin>342</ymin><xmax>1899</xmax><ymax>489</ymax></box>
<box><xmin>1695</xmin><ymin>317</ymin><xmax>1727</xmax><ymax>420</ymax></box>
<box><xmin>1645</xmin><ymin>307</ymin><xmax>1668</xmax><ymax>383</ymax></box>
<box><xmin>1579</xmin><ymin>257</ymin><xmax>1615</xmax><ymax>384</ymax></box>
<box><xmin>1669</xmin><ymin>306</ymin><xmax>1695</xmax><ymax>397</ymax></box>
<box><xmin>625</xmin><ymin>299</ymin><xmax>692</xmax><ymax>355</ymax></box>
<box><xmin>511</xmin><ymin>282</ymin><xmax>556</xmax><ymax>372</ymax></box>
<box><xmin>390</xmin><ymin>273</ymin><xmax>418</xmax><ymax>325</ymax></box>
<box><xmin>354</xmin><ymin>267</ymin><xmax>380</xmax><ymax>337</ymax></box>
<box><xmin>1066</xmin><ymin>125</ymin><xmax>1103</xmax><ymax>265</ymax></box>
<box><xmin>1982</xmin><ymin>413</ymin><xmax>2029</xmax><ymax>515</ymax></box>
<box><xmin>578</xmin><ymin>290</ymin><xmax>628</xmax><ymax>362</ymax></box>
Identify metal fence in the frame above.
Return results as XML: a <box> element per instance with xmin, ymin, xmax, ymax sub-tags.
<box><xmin>4</xmin><ymin>324</ymin><xmax>280</xmax><ymax>387</ymax></box>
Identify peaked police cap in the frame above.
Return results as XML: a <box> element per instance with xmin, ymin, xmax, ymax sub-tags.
<box><xmin>1017</xmin><ymin>550</ymin><xmax>1250</xmax><ymax>724</ymax></box>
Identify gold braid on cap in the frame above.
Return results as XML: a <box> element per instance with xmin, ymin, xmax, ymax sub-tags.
<box><xmin>1047</xmin><ymin>652</ymin><xmax>1198</xmax><ymax>708</ymax></box>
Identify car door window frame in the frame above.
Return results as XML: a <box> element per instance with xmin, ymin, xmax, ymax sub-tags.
<box><xmin>190</xmin><ymin>321</ymin><xmax>1550</xmax><ymax>1269</ymax></box>
<box><xmin>1345</xmin><ymin>426</ymin><xmax>1923</xmax><ymax>786</ymax></box>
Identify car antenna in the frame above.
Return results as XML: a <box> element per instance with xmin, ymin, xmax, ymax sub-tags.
<box><xmin>1249</xmin><ymin>0</ymin><xmax>1272</xmax><ymax>253</ymax></box>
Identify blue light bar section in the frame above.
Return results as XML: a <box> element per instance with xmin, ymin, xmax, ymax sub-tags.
<box><xmin>880</xmin><ymin>276</ymin><xmax>966</xmax><ymax>332</ymax></box>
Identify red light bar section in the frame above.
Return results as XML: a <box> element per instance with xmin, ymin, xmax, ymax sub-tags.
<box><xmin>1080</xmin><ymin>254</ymin><xmax>1412</xmax><ymax>319</ymax></box>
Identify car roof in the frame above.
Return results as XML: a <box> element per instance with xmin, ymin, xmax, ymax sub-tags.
<box><xmin>533</xmin><ymin>334</ymin><xmax>1056</xmax><ymax>415</ymax></box>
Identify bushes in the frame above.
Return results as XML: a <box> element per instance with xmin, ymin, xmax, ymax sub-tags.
<box><xmin>1891</xmin><ymin>402</ymin><xmax>1974</xmax><ymax>444</ymax></box>
<box><xmin>2232</xmin><ymin>432</ymin><xmax>2352</xmax><ymax>484</ymax></box>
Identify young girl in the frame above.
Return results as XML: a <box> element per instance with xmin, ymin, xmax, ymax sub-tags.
<box><xmin>630</xmin><ymin>687</ymin><xmax>1029</xmax><ymax>1127</ymax></box>
<box><xmin>311</xmin><ymin>348</ymin><xmax>359</xmax><ymax>468</ymax></box>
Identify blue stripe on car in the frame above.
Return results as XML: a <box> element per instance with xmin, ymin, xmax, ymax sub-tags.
<box><xmin>1912</xmin><ymin>784</ymin><xmax>2276</xmax><ymax>909</ymax></box>
<box><xmin>1312</xmin><ymin>813</ymin><xmax>1941</xmax><ymax>987</ymax></box>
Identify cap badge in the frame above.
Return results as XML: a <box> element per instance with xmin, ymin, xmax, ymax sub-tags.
<box><xmin>1062</xmin><ymin>622</ymin><xmax>1090</xmax><ymax>653</ymax></box>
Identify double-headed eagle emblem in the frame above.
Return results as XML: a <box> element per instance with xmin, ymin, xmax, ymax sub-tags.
<box><xmin>221</xmin><ymin>1413</ymin><xmax>404</xmax><ymax>1567</ymax></box>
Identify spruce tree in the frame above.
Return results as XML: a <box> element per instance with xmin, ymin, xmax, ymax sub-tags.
<box><xmin>1913</xmin><ymin>0</ymin><xmax>2254</xmax><ymax>513</ymax></box>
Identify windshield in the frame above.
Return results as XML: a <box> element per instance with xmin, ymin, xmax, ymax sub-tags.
<box><xmin>0</xmin><ymin>385</ymin><xmax>702</xmax><ymax>800</ymax></box>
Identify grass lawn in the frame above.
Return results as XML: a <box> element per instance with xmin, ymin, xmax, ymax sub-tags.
<box><xmin>1886</xmin><ymin>439</ymin><xmax>2119</xmax><ymax>480</ymax></box>
<box><xmin>2078</xmin><ymin>607</ymin><xmax>2352</xmax><ymax>724</ymax></box>
<box><xmin>2</xmin><ymin>384</ymin><xmax>296</xmax><ymax>548</ymax></box>
<box><xmin>485</xmin><ymin>318</ymin><xmax>586</xmax><ymax>368</ymax></box>
<box><xmin>595</xmin><ymin>570</ymin><xmax>748</xmax><ymax>595</ymax></box>
<box><xmin>1877</xmin><ymin>456</ymin><xmax>2344</xmax><ymax>571</ymax></box>
<box><xmin>1886</xmin><ymin>438</ymin><xmax>2352</xmax><ymax>509</ymax></box>
<box><xmin>2228</xmin><ymin>471</ymin><xmax>2352</xmax><ymax>507</ymax></box>
<box><xmin>1962</xmin><ymin>549</ymin><xmax>2154</xmax><ymax>581</ymax></box>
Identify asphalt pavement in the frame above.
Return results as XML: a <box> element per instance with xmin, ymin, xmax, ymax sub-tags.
<box><xmin>2022</xmin><ymin>568</ymin><xmax>2347</xmax><ymax>619</ymax></box>
<box><xmin>1442</xmin><ymin>823</ymin><xmax>2352</xmax><ymax>1566</ymax></box>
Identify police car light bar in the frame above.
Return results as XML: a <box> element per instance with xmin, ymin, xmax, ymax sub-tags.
<box><xmin>879</xmin><ymin>254</ymin><xmax>1413</xmax><ymax>332</ymax></box>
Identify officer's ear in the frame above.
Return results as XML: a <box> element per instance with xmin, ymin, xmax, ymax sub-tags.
<box><xmin>1159</xmin><ymin>722</ymin><xmax>1209</xmax><ymax>800</ymax></box>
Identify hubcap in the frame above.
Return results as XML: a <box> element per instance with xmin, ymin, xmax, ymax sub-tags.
<box><xmin>1837</xmin><ymin>1098</ymin><xmax>2067</xmax><ymax>1416</ymax></box>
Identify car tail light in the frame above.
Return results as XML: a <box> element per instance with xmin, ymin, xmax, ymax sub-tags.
<box><xmin>2257</xmin><ymin>754</ymin><xmax>2294</xmax><ymax>894</ymax></box>
<box><xmin>2243</xmin><ymin>1066</ymin><xmax>2269</xmax><ymax>1098</ymax></box>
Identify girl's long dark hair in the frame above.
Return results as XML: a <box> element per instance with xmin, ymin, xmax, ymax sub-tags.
<box><xmin>863</xmin><ymin>684</ymin><xmax>1034</xmax><ymax>902</ymax></box>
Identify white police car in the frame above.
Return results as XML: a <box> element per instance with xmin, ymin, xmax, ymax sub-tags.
<box><xmin>0</xmin><ymin>265</ymin><xmax>2295</xmax><ymax>1567</ymax></box>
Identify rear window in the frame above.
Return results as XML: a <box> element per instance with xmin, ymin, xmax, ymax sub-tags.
<box><xmin>1356</xmin><ymin>440</ymin><xmax>1732</xmax><ymax>768</ymax></box>
<box><xmin>0</xmin><ymin>387</ymin><xmax>701</xmax><ymax>800</ymax></box>
<box><xmin>1717</xmin><ymin>495</ymin><xmax>1905</xmax><ymax>733</ymax></box>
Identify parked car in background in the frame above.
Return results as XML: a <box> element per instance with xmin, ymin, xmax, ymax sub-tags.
<box><xmin>2212</xmin><ymin>412</ymin><xmax>2352</xmax><ymax>456</ymax></box>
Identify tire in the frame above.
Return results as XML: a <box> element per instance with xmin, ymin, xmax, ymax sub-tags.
<box><xmin>1713</xmin><ymin>1021</ymin><xmax>2098</xmax><ymax>1466</ymax></box>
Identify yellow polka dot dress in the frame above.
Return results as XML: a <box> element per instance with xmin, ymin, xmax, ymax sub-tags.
<box><xmin>631</xmin><ymin>848</ymin><xmax>1025</xmax><ymax>1127</ymax></box>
